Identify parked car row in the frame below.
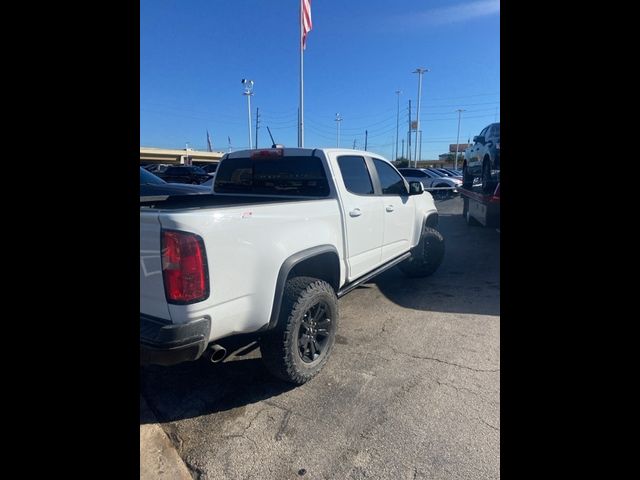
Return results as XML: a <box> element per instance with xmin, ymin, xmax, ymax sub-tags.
<box><xmin>398</xmin><ymin>167</ymin><xmax>462</xmax><ymax>198</ymax></box>
<box><xmin>142</xmin><ymin>163</ymin><xmax>219</xmax><ymax>185</ymax></box>
<box><xmin>140</xmin><ymin>167</ymin><xmax>210</xmax><ymax>196</ymax></box>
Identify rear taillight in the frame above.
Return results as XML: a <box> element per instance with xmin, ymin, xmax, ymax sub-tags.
<box><xmin>161</xmin><ymin>230</ymin><xmax>209</xmax><ymax>304</ymax></box>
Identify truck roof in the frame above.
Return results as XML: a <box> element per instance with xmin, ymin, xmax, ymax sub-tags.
<box><xmin>225</xmin><ymin>147</ymin><xmax>388</xmax><ymax>160</ymax></box>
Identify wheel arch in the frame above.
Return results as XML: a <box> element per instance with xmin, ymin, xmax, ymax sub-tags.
<box><xmin>425</xmin><ymin>212</ymin><xmax>439</xmax><ymax>228</ymax></box>
<box><xmin>267</xmin><ymin>245</ymin><xmax>341</xmax><ymax>330</ymax></box>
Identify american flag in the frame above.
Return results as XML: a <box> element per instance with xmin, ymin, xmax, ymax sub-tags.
<box><xmin>302</xmin><ymin>0</ymin><xmax>312</xmax><ymax>50</ymax></box>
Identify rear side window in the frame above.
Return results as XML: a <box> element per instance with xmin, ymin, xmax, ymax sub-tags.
<box><xmin>373</xmin><ymin>159</ymin><xmax>407</xmax><ymax>195</ymax></box>
<box><xmin>337</xmin><ymin>156</ymin><xmax>374</xmax><ymax>195</ymax></box>
<box><xmin>214</xmin><ymin>156</ymin><xmax>329</xmax><ymax>197</ymax></box>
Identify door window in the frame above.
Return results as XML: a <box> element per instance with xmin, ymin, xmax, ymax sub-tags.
<box><xmin>337</xmin><ymin>156</ymin><xmax>374</xmax><ymax>195</ymax></box>
<box><xmin>373</xmin><ymin>159</ymin><xmax>407</xmax><ymax>195</ymax></box>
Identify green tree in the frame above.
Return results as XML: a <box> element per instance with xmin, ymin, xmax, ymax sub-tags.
<box><xmin>393</xmin><ymin>158</ymin><xmax>409</xmax><ymax>168</ymax></box>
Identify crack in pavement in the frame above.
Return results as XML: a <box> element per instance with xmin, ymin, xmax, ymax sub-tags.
<box><xmin>434</xmin><ymin>378</ymin><xmax>498</xmax><ymax>406</ymax></box>
<box><xmin>220</xmin><ymin>407</ymin><xmax>266</xmax><ymax>451</ymax></box>
<box><xmin>477</xmin><ymin>416</ymin><xmax>500</xmax><ymax>432</ymax></box>
<box><xmin>223</xmin><ymin>433</ymin><xmax>259</xmax><ymax>449</ymax></box>
<box><xmin>389</xmin><ymin>346</ymin><xmax>499</xmax><ymax>373</ymax></box>
<box><xmin>263</xmin><ymin>400</ymin><xmax>315</xmax><ymax>422</ymax></box>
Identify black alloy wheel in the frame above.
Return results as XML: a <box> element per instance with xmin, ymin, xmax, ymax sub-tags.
<box><xmin>298</xmin><ymin>301</ymin><xmax>332</xmax><ymax>363</ymax></box>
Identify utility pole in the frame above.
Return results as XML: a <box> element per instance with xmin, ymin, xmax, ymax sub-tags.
<box><xmin>413</xmin><ymin>68</ymin><xmax>428</xmax><ymax>166</ymax></box>
<box><xmin>454</xmin><ymin>109</ymin><xmax>465</xmax><ymax>170</ymax></box>
<box><xmin>395</xmin><ymin>90</ymin><xmax>402</xmax><ymax>160</ymax></box>
<box><xmin>408</xmin><ymin>100</ymin><xmax>412</xmax><ymax>164</ymax></box>
<box><xmin>335</xmin><ymin>113</ymin><xmax>342</xmax><ymax>147</ymax></box>
<box><xmin>365</xmin><ymin>130</ymin><xmax>368</xmax><ymax>151</ymax></box>
<box><xmin>401</xmin><ymin>138</ymin><xmax>405</xmax><ymax>159</ymax></box>
<box><xmin>241</xmin><ymin>79</ymin><xmax>254</xmax><ymax>149</ymax></box>
<box><xmin>353</xmin><ymin>138</ymin><xmax>357</xmax><ymax>149</ymax></box>
<box><xmin>418</xmin><ymin>130</ymin><xmax>422</xmax><ymax>165</ymax></box>
<box><xmin>255</xmin><ymin>107</ymin><xmax>260</xmax><ymax>149</ymax></box>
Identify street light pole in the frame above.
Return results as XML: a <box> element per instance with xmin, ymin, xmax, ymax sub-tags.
<box><xmin>241</xmin><ymin>79</ymin><xmax>254</xmax><ymax>149</ymax></box>
<box><xmin>454</xmin><ymin>109</ymin><xmax>465</xmax><ymax>170</ymax></box>
<box><xmin>335</xmin><ymin>113</ymin><xmax>342</xmax><ymax>147</ymax></box>
<box><xmin>413</xmin><ymin>68</ymin><xmax>428</xmax><ymax>167</ymax></box>
<box><xmin>395</xmin><ymin>90</ymin><xmax>402</xmax><ymax>160</ymax></box>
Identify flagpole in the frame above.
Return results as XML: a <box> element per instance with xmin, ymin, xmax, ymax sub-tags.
<box><xmin>299</xmin><ymin>0</ymin><xmax>304</xmax><ymax>148</ymax></box>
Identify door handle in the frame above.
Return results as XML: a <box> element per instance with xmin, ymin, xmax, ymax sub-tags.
<box><xmin>385</xmin><ymin>205</ymin><xmax>394</xmax><ymax>212</ymax></box>
<box><xmin>349</xmin><ymin>208</ymin><xmax>362</xmax><ymax>217</ymax></box>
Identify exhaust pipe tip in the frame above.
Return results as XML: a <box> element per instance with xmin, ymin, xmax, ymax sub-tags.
<box><xmin>208</xmin><ymin>344</ymin><xmax>227</xmax><ymax>363</ymax></box>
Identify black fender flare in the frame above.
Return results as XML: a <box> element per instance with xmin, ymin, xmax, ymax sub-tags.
<box><xmin>266</xmin><ymin>245</ymin><xmax>341</xmax><ymax>330</ymax></box>
<box><xmin>424</xmin><ymin>212</ymin><xmax>439</xmax><ymax>229</ymax></box>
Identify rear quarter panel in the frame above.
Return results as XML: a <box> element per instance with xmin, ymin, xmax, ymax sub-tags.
<box><xmin>157</xmin><ymin>199</ymin><xmax>344</xmax><ymax>342</ymax></box>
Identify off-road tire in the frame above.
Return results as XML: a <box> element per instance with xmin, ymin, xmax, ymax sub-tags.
<box><xmin>398</xmin><ymin>227</ymin><xmax>445</xmax><ymax>278</ymax></box>
<box><xmin>260</xmin><ymin>277</ymin><xmax>338</xmax><ymax>384</ymax></box>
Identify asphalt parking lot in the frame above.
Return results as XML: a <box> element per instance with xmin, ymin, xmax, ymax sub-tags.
<box><xmin>140</xmin><ymin>195</ymin><xmax>500</xmax><ymax>480</ymax></box>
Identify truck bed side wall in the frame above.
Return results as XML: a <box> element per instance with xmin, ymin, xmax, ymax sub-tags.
<box><xmin>157</xmin><ymin>199</ymin><xmax>344</xmax><ymax>343</ymax></box>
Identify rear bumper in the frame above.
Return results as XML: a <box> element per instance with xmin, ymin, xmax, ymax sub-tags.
<box><xmin>140</xmin><ymin>314</ymin><xmax>211</xmax><ymax>366</ymax></box>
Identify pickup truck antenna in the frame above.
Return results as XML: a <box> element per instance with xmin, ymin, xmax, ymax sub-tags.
<box><xmin>266</xmin><ymin>126</ymin><xmax>277</xmax><ymax>148</ymax></box>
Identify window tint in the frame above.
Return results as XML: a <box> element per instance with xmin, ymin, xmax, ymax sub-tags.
<box><xmin>214</xmin><ymin>155</ymin><xmax>329</xmax><ymax>197</ymax></box>
<box><xmin>140</xmin><ymin>168</ymin><xmax>166</xmax><ymax>185</ymax></box>
<box><xmin>373</xmin><ymin>159</ymin><xmax>406</xmax><ymax>195</ymax></box>
<box><xmin>337</xmin><ymin>156</ymin><xmax>374</xmax><ymax>195</ymax></box>
<box><xmin>400</xmin><ymin>169</ymin><xmax>426</xmax><ymax>178</ymax></box>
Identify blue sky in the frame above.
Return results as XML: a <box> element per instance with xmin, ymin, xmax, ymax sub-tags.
<box><xmin>140</xmin><ymin>0</ymin><xmax>499</xmax><ymax>160</ymax></box>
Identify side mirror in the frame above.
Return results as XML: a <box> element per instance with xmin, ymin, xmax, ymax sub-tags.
<box><xmin>474</xmin><ymin>135</ymin><xmax>485</xmax><ymax>144</ymax></box>
<box><xmin>408</xmin><ymin>180</ymin><xmax>424</xmax><ymax>195</ymax></box>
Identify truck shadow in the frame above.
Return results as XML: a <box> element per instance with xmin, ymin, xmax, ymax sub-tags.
<box><xmin>364</xmin><ymin>211</ymin><xmax>500</xmax><ymax>316</ymax></box>
<box><xmin>140</xmin><ymin>352</ymin><xmax>295</xmax><ymax>425</ymax></box>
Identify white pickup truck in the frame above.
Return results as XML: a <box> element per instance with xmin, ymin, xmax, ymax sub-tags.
<box><xmin>140</xmin><ymin>147</ymin><xmax>445</xmax><ymax>384</ymax></box>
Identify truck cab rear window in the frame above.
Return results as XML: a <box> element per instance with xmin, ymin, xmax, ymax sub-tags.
<box><xmin>214</xmin><ymin>156</ymin><xmax>330</xmax><ymax>197</ymax></box>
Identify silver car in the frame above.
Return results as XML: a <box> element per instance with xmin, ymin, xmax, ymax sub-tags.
<box><xmin>398</xmin><ymin>168</ymin><xmax>462</xmax><ymax>198</ymax></box>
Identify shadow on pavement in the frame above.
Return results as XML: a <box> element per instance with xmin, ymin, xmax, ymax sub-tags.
<box><xmin>366</xmin><ymin>205</ymin><xmax>500</xmax><ymax>317</ymax></box>
<box><xmin>140</xmin><ymin>353</ymin><xmax>295</xmax><ymax>425</ymax></box>
<box><xmin>140</xmin><ymin>198</ymin><xmax>499</xmax><ymax>423</ymax></box>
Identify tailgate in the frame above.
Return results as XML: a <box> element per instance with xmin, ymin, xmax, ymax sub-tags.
<box><xmin>140</xmin><ymin>213</ymin><xmax>171</xmax><ymax>320</ymax></box>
